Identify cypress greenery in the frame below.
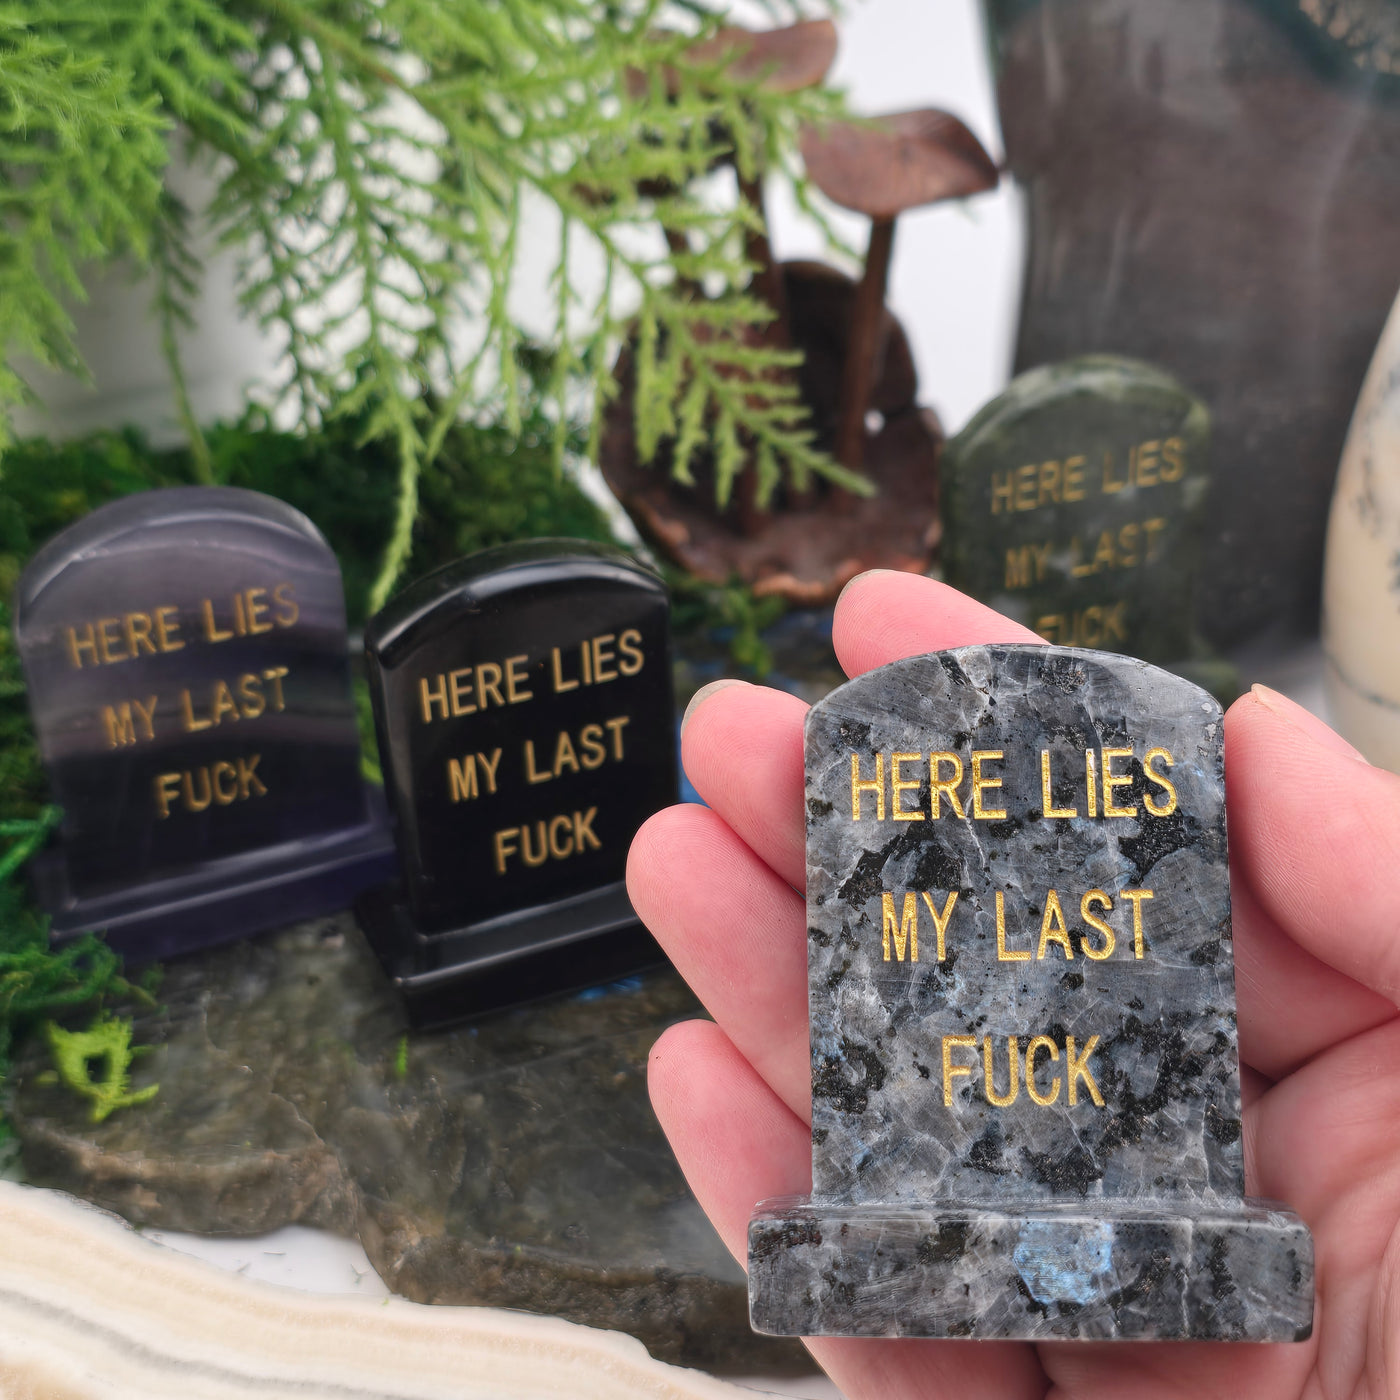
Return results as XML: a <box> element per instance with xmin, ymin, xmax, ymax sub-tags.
<box><xmin>3</xmin><ymin>0</ymin><xmax>855</xmax><ymax>613</ymax></box>
<box><xmin>0</xmin><ymin>809</ymin><xmax>158</xmax><ymax>1146</ymax></box>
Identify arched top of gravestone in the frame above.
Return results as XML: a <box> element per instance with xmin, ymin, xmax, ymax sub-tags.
<box><xmin>367</xmin><ymin>539</ymin><xmax>665</xmax><ymax>666</ymax></box>
<box><xmin>948</xmin><ymin>355</ymin><xmax>1210</xmax><ymax>468</ymax></box>
<box><xmin>807</xmin><ymin>641</ymin><xmax>1225</xmax><ymax>742</ymax></box>
<box><xmin>14</xmin><ymin>487</ymin><xmax>335</xmax><ymax>623</ymax></box>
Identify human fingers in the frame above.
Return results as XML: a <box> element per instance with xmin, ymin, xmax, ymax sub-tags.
<box><xmin>628</xmin><ymin>803</ymin><xmax>810</xmax><ymax>1119</ymax></box>
<box><xmin>1246</xmin><ymin>1021</ymin><xmax>1400</xmax><ymax>1221</ymax></box>
<box><xmin>680</xmin><ymin>680</ymin><xmax>808</xmax><ymax>890</ymax></box>
<box><xmin>1037</xmin><ymin>1334</ymin><xmax>1306</xmax><ymax>1400</ymax></box>
<box><xmin>676</xmin><ymin>575</ymin><xmax>1040</xmax><ymax>891</ymax></box>
<box><xmin>832</xmin><ymin>570</ymin><xmax>1041</xmax><ymax>680</ymax></box>
<box><xmin>647</xmin><ymin>1018</ymin><xmax>811</xmax><ymax>1253</ymax></box>
<box><xmin>648</xmin><ymin>1019</ymin><xmax>1048</xmax><ymax>1400</ymax></box>
<box><xmin>1232</xmin><ymin>876</ymin><xmax>1393</xmax><ymax>1081</ymax></box>
<box><xmin>1226</xmin><ymin>686</ymin><xmax>1400</xmax><ymax>1006</ymax></box>
<box><xmin>658</xmin><ymin>584</ymin><xmax>1047</xmax><ymax>1117</ymax></box>
<box><xmin>1241</xmin><ymin>1019</ymin><xmax>1400</xmax><ymax>1396</ymax></box>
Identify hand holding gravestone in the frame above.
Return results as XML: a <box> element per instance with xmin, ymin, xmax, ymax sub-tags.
<box><xmin>630</xmin><ymin>571</ymin><xmax>1400</xmax><ymax>1395</ymax></box>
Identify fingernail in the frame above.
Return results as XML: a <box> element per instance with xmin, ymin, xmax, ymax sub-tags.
<box><xmin>835</xmin><ymin>568</ymin><xmax>902</xmax><ymax>608</ymax></box>
<box><xmin>681</xmin><ymin>678</ymin><xmax>746</xmax><ymax>737</ymax></box>
<box><xmin>1249</xmin><ymin>683</ymin><xmax>1367</xmax><ymax>762</ymax></box>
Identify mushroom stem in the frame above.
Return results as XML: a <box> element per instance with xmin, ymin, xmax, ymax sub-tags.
<box><xmin>835</xmin><ymin>215</ymin><xmax>895</xmax><ymax>473</ymax></box>
<box><xmin>737</xmin><ymin>171</ymin><xmax>790</xmax><ymax>347</ymax></box>
<box><xmin>730</xmin><ymin>440</ymin><xmax>769</xmax><ymax>535</ymax></box>
<box><xmin>663</xmin><ymin>226</ymin><xmax>699</xmax><ymax>299</ymax></box>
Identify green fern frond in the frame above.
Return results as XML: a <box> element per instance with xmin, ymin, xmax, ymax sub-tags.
<box><xmin>4</xmin><ymin>0</ymin><xmax>854</xmax><ymax>606</ymax></box>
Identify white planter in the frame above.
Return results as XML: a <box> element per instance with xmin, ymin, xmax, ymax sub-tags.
<box><xmin>1322</xmin><ymin>284</ymin><xmax>1400</xmax><ymax>771</ymax></box>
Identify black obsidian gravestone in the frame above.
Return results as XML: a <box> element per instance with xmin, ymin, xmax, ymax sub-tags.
<box><xmin>748</xmin><ymin>644</ymin><xmax>1312</xmax><ymax>1341</ymax></box>
<box><xmin>355</xmin><ymin>540</ymin><xmax>678</xmax><ymax>1025</ymax></box>
<box><xmin>14</xmin><ymin>488</ymin><xmax>396</xmax><ymax>961</ymax></box>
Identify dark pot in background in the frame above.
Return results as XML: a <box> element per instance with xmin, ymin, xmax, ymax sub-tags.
<box><xmin>986</xmin><ymin>0</ymin><xmax>1400</xmax><ymax>649</ymax></box>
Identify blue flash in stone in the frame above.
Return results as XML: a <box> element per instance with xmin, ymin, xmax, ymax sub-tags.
<box><xmin>1013</xmin><ymin>1220</ymin><xmax>1112</xmax><ymax>1306</ymax></box>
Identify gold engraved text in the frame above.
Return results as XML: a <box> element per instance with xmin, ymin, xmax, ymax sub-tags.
<box><xmin>447</xmin><ymin>748</ymin><xmax>502</xmax><ymax>803</ymax></box>
<box><xmin>154</xmin><ymin>755</ymin><xmax>266</xmax><ymax>818</ymax></box>
<box><xmin>941</xmin><ymin>1032</ymin><xmax>1105</xmax><ymax>1110</ymax></box>
<box><xmin>101</xmin><ymin>696</ymin><xmax>158</xmax><ymax>749</ymax></box>
<box><xmin>492</xmin><ymin>808</ymin><xmax>601</xmax><ymax>873</ymax></box>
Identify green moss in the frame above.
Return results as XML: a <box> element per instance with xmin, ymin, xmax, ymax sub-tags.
<box><xmin>205</xmin><ymin>407</ymin><xmax>617</xmax><ymax>626</ymax></box>
<box><xmin>0</xmin><ymin>603</ymin><xmax>46</xmax><ymax>828</ymax></box>
<box><xmin>0</xmin><ymin>812</ymin><xmax>155</xmax><ymax>1133</ymax></box>
<box><xmin>0</xmin><ymin>431</ymin><xmax>178</xmax><ymax>606</ymax></box>
<box><xmin>667</xmin><ymin>572</ymin><xmax>787</xmax><ymax>680</ymax></box>
<box><xmin>44</xmin><ymin>1014</ymin><xmax>158</xmax><ymax>1124</ymax></box>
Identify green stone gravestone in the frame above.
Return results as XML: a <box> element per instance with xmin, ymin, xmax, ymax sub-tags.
<box><xmin>941</xmin><ymin>356</ymin><xmax>1210</xmax><ymax>670</ymax></box>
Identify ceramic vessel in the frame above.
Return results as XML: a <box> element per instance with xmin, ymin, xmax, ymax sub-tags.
<box><xmin>1322</xmin><ymin>288</ymin><xmax>1400</xmax><ymax>772</ymax></box>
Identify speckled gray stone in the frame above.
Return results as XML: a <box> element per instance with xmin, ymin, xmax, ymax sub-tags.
<box><xmin>748</xmin><ymin>644</ymin><xmax>1313</xmax><ymax>1341</ymax></box>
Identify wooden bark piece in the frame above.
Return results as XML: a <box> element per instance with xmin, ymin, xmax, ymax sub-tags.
<box><xmin>0</xmin><ymin>1180</ymin><xmax>755</xmax><ymax>1400</ymax></box>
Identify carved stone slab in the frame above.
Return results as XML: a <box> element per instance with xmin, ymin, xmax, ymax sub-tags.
<box><xmin>748</xmin><ymin>644</ymin><xmax>1313</xmax><ymax>1341</ymax></box>
<box><xmin>13</xmin><ymin>486</ymin><xmax>394</xmax><ymax>961</ymax></box>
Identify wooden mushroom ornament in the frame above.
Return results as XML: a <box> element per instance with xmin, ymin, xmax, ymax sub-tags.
<box><xmin>801</xmin><ymin>110</ymin><xmax>1000</xmax><ymax>472</ymax></box>
<box><xmin>601</xmin><ymin>54</ymin><xmax>999</xmax><ymax>602</ymax></box>
<box><xmin>624</xmin><ymin>21</ymin><xmax>837</xmax><ymax>336</ymax></box>
<box><xmin>688</xmin><ymin>21</ymin><xmax>837</xmax><ymax>334</ymax></box>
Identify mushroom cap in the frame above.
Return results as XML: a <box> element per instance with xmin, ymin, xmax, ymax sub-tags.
<box><xmin>685</xmin><ymin>20</ymin><xmax>838</xmax><ymax>94</ymax></box>
<box><xmin>800</xmin><ymin>109</ymin><xmax>999</xmax><ymax>220</ymax></box>
<box><xmin>626</xmin><ymin>20</ymin><xmax>837</xmax><ymax>101</ymax></box>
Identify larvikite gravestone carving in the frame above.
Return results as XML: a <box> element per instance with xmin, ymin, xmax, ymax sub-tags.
<box><xmin>14</xmin><ymin>487</ymin><xmax>396</xmax><ymax>961</ymax></box>
<box><xmin>941</xmin><ymin>356</ymin><xmax>1209</xmax><ymax>666</ymax></box>
<box><xmin>748</xmin><ymin>644</ymin><xmax>1313</xmax><ymax>1340</ymax></box>
<box><xmin>356</xmin><ymin>539</ymin><xmax>678</xmax><ymax>1024</ymax></box>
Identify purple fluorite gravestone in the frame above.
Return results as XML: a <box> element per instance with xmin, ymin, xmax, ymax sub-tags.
<box><xmin>15</xmin><ymin>487</ymin><xmax>395</xmax><ymax>961</ymax></box>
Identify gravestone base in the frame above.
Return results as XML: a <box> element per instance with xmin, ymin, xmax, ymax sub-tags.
<box><xmin>749</xmin><ymin>1196</ymin><xmax>1313</xmax><ymax>1342</ymax></box>
<box><xmin>36</xmin><ymin>786</ymin><xmax>396</xmax><ymax>964</ymax></box>
<box><xmin>356</xmin><ymin>879</ymin><xmax>666</xmax><ymax>1027</ymax></box>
